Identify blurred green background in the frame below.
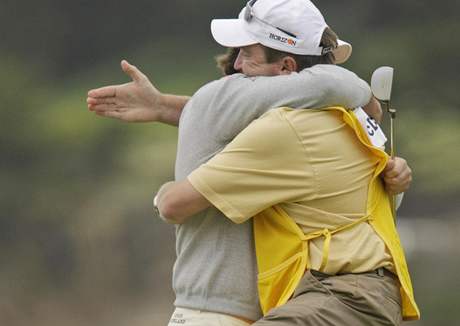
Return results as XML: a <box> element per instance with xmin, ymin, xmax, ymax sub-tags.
<box><xmin>1</xmin><ymin>1</ymin><xmax>459</xmax><ymax>325</ymax></box>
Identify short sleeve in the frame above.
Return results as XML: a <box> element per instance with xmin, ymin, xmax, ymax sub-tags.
<box><xmin>188</xmin><ymin>109</ymin><xmax>316</xmax><ymax>223</ymax></box>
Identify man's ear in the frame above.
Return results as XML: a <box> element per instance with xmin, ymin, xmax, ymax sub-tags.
<box><xmin>279</xmin><ymin>56</ymin><xmax>298</xmax><ymax>75</ymax></box>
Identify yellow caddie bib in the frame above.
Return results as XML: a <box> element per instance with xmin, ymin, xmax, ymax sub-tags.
<box><xmin>253</xmin><ymin>106</ymin><xmax>420</xmax><ymax>321</ymax></box>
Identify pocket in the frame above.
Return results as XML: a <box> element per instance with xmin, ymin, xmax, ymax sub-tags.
<box><xmin>315</xmin><ymin>273</ymin><xmax>358</xmax><ymax>302</ymax></box>
<box><xmin>358</xmin><ymin>273</ymin><xmax>401</xmax><ymax>307</ymax></box>
<box><xmin>356</xmin><ymin>274</ymin><xmax>403</xmax><ymax>324</ymax></box>
<box><xmin>300</xmin><ymin>270</ymin><xmax>335</xmax><ymax>296</ymax></box>
<box><xmin>377</xmin><ymin>292</ymin><xmax>403</xmax><ymax>326</ymax></box>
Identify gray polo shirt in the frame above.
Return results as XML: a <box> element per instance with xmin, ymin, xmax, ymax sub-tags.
<box><xmin>173</xmin><ymin>64</ymin><xmax>371</xmax><ymax>321</ymax></box>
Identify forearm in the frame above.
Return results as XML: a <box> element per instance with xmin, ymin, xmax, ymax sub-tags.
<box><xmin>295</xmin><ymin>65</ymin><xmax>372</xmax><ymax>109</ymax></box>
<box><xmin>362</xmin><ymin>96</ymin><xmax>383</xmax><ymax>123</ymax></box>
<box><xmin>155</xmin><ymin>180</ymin><xmax>211</xmax><ymax>224</ymax></box>
<box><xmin>239</xmin><ymin>65</ymin><xmax>371</xmax><ymax>113</ymax></box>
<box><xmin>158</xmin><ymin>94</ymin><xmax>190</xmax><ymax>126</ymax></box>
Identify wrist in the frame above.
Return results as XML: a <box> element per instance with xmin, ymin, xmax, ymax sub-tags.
<box><xmin>157</xmin><ymin>94</ymin><xmax>190</xmax><ymax>126</ymax></box>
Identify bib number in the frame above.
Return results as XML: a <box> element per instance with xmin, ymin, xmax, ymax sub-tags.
<box><xmin>354</xmin><ymin>107</ymin><xmax>387</xmax><ymax>149</ymax></box>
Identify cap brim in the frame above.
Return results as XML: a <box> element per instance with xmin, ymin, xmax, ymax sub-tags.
<box><xmin>333</xmin><ymin>40</ymin><xmax>352</xmax><ymax>64</ymax></box>
<box><xmin>211</xmin><ymin>19</ymin><xmax>258</xmax><ymax>48</ymax></box>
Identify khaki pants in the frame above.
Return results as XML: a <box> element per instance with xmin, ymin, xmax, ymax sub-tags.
<box><xmin>253</xmin><ymin>270</ymin><xmax>402</xmax><ymax>326</ymax></box>
<box><xmin>167</xmin><ymin>307</ymin><xmax>252</xmax><ymax>326</ymax></box>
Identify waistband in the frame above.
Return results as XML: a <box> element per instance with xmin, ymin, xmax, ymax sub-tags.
<box><xmin>310</xmin><ymin>267</ymin><xmax>397</xmax><ymax>280</ymax></box>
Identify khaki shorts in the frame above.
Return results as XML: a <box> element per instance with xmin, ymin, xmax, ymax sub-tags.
<box><xmin>167</xmin><ymin>307</ymin><xmax>252</xmax><ymax>326</ymax></box>
<box><xmin>253</xmin><ymin>269</ymin><xmax>402</xmax><ymax>326</ymax></box>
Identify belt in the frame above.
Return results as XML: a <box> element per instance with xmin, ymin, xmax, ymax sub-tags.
<box><xmin>375</xmin><ymin>267</ymin><xmax>398</xmax><ymax>279</ymax></box>
<box><xmin>310</xmin><ymin>267</ymin><xmax>397</xmax><ymax>280</ymax></box>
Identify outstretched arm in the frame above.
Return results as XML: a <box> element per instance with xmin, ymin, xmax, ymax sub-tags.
<box><xmin>87</xmin><ymin>60</ymin><xmax>189</xmax><ymax>126</ymax></box>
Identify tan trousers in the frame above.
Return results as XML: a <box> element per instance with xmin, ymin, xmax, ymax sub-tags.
<box><xmin>167</xmin><ymin>307</ymin><xmax>252</xmax><ymax>326</ymax></box>
<box><xmin>253</xmin><ymin>269</ymin><xmax>402</xmax><ymax>326</ymax></box>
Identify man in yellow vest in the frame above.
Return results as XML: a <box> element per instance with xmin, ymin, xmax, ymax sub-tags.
<box><xmin>154</xmin><ymin>0</ymin><xmax>419</xmax><ymax>325</ymax></box>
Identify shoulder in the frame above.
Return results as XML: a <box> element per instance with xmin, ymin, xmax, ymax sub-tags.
<box><xmin>189</xmin><ymin>74</ymin><xmax>258</xmax><ymax>108</ymax></box>
<box><xmin>192</xmin><ymin>74</ymin><xmax>251</xmax><ymax>95</ymax></box>
<box><xmin>248</xmin><ymin>107</ymin><xmax>322</xmax><ymax>132</ymax></box>
<box><xmin>299</xmin><ymin>64</ymin><xmax>360</xmax><ymax>85</ymax></box>
<box><xmin>301</xmin><ymin>64</ymin><xmax>355</xmax><ymax>76</ymax></box>
<box><xmin>232</xmin><ymin>108</ymin><xmax>302</xmax><ymax>151</ymax></box>
<box><xmin>245</xmin><ymin>108</ymin><xmax>289</xmax><ymax>130</ymax></box>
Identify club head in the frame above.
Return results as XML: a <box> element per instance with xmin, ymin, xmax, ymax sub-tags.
<box><xmin>371</xmin><ymin>66</ymin><xmax>394</xmax><ymax>101</ymax></box>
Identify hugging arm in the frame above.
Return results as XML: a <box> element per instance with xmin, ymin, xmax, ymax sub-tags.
<box><xmin>155</xmin><ymin>149</ymin><xmax>413</xmax><ymax>225</ymax></box>
<box><xmin>87</xmin><ymin>62</ymin><xmax>376</xmax><ymax>126</ymax></box>
<box><xmin>156</xmin><ymin>111</ymin><xmax>313</xmax><ymax>224</ymax></box>
<box><xmin>155</xmin><ymin>180</ymin><xmax>211</xmax><ymax>224</ymax></box>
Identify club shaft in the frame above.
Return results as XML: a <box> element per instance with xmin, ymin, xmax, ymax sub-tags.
<box><xmin>386</xmin><ymin>102</ymin><xmax>397</xmax><ymax>219</ymax></box>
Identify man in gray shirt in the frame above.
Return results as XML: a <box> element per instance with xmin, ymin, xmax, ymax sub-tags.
<box><xmin>87</xmin><ymin>4</ymin><xmax>412</xmax><ymax>326</ymax></box>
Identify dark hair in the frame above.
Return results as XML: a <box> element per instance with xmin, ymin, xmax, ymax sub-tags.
<box><xmin>215</xmin><ymin>47</ymin><xmax>240</xmax><ymax>76</ymax></box>
<box><xmin>263</xmin><ymin>27</ymin><xmax>338</xmax><ymax>71</ymax></box>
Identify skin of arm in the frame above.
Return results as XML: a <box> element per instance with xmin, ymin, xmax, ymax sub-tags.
<box><xmin>156</xmin><ymin>180</ymin><xmax>211</xmax><ymax>224</ymax></box>
<box><xmin>87</xmin><ymin>60</ymin><xmax>379</xmax><ymax>125</ymax></box>
<box><xmin>362</xmin><ymin>96</ymin><xmax>383</xmax><ymax>123</ymax></box>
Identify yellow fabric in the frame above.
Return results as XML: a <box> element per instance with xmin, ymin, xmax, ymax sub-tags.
<box><xmin>253</xmin><ymin>106</ymin><xmax>419</xmax><ymax>320</ymax></box>
<box><xmin>189</xmin><ymin>108</ymin><xmax>393</xmax><ymax>275</ymax></box>
<box><xmin>188</xmin><ymin>107</ymin><xmax>419</xmax><ymax>320</ymax></box>
<box><xmin>303</xmin><ymin>213</ymin><xmax>372</xmax><ymax>272</ymax></box>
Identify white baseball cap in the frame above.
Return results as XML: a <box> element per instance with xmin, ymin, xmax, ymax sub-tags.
<box><xmin>211</xmin><ymin>0</ymin><xmax>352</xmax><ymax>64</ymax></box>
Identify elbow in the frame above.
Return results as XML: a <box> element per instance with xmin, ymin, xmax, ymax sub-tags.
<box><xmin>157</xmin><ymin>194</ymin><xmax>187</xmax><ymax>224</ymax></box>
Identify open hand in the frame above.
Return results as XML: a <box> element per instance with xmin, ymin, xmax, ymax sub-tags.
<box><xmin>87</xmin><ymin>60</ymin><xmax>162</xmax><ymax>122</ymax></box>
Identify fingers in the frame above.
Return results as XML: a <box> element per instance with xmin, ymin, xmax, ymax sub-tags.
<box><xmin>383</xmin><ymin>157</ymin><xmax>412</xmax><ymax>195</ymax></box>
<box><xmin>121</xmin><ymin>59</ymin><xmax>147</xmax><ymax>83</ymax></box>
<box><xmin>87</xmin><ymin>96</ymin><xmax>117</xmax><ymax>106</ymax></box>
<box><xmin>385</xmin><ymin>169</ymin><xmax>412</xmax><ymax>187</ymax></box>
<box><xmin>88</xmin><ymin>60</ymin><xmax>148</xmax><ymax>99</ymax></box>
<box><xmin>95</xmin><ymin>110</ymin><xmax>124</xmax><ymax>120</ymax></box>
<box><xmin>87</xmin><ymin>85</ymin><xmax>119</xmax><ymax>98</ymax></box>
<box><xmin>383</xmin><ymin>158</ymin><xmax>396</xmax><ymax>173</ymax></box>
<box><xmin>88</xmin><ymin>103</ymin><xmax>119</xmax><ymax>111</ymax></box>
<box><xmin>87</xmin><ymin>96</ymin><xmax>118</xmax><ymax>111</ymax></box>
<box><xmin>385</xmin><ymin>176</ymin><xmax>412</xmax><ymax>195</ymax></box>
<box><xmin>383</xmin><ymin>157</ymin><xmax>408</xmax><ymax>178</ymax></box>
<box><xmin>93</xmin><ymin>109</ymin><xmax>141</xmax><ymax>122</ymax></box>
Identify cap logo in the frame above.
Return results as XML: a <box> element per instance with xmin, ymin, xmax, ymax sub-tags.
<box><xmin>269</xmin><ymin>33</ymin><xmax>297</xmax><ymax>46</ymax></box>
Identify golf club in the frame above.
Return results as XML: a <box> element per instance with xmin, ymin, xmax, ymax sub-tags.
<box><xmin>371</xmin><ymin>66</ymin><xmax>396</xmax><ymax>218</ymax></box>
